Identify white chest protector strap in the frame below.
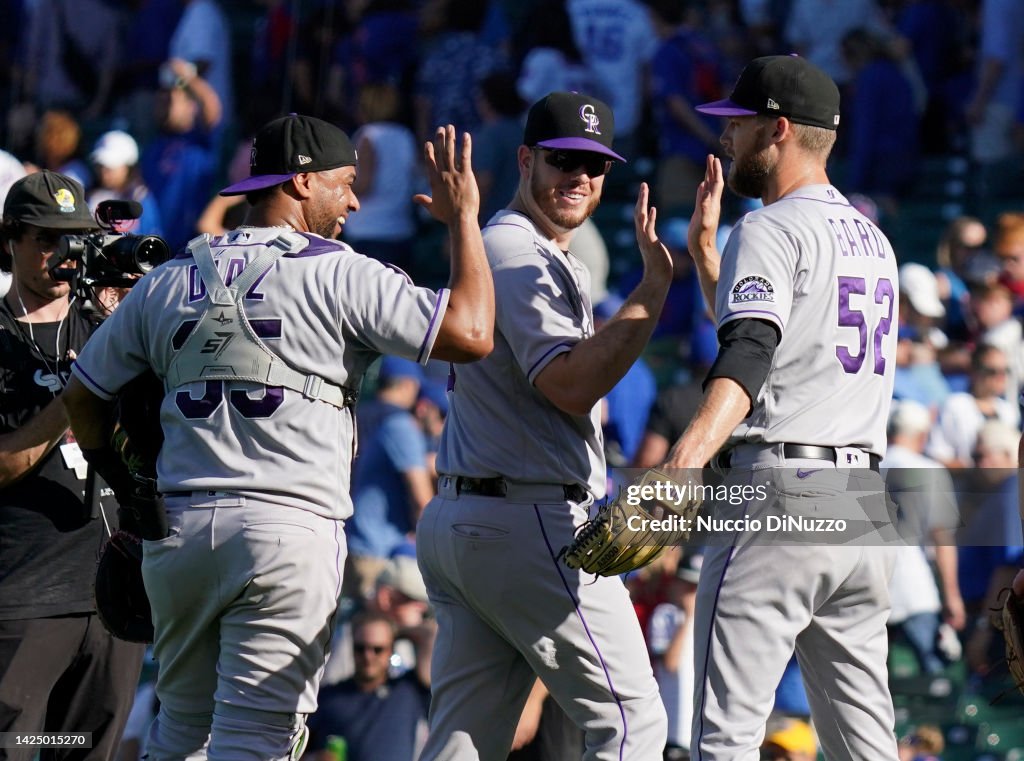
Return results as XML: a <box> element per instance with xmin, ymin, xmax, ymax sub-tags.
<box><xmin>165</xmin><ymin>233</ymin><xmax>357</xmax><ymax>409</ymax></box>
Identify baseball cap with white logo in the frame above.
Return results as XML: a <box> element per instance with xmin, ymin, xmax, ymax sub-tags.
<box><xmin>697</xmin><ymin>55</ymin><xmax>841</xmax><ymax>131</ymax></box>
<box><xmin>220</xmin><ymin>113</ymin><xmax>358</xmax><ymax>196</ymax></box>
<box><xmin>523</xmin><ymin>92</ymin><xmax>627</xmax><ymax>162</ymax></box>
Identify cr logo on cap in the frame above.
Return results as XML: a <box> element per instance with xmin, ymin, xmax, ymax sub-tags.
<box><xmin>579</xmin><ymin>104</ymin><xmax>601</xmax><ymax>135</ymax></box>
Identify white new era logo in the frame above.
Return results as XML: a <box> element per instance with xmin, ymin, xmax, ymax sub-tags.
<box><xmin>297</xmin><ymin>154</ymin><xmax>312</xmax><ymax>165</ymax></box>
<box><xmin>767</xmin><ymin>98</ymin><xmax>779</xmax><ymax>110</ymax></box>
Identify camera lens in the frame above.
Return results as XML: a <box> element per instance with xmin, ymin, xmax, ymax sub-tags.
<box><xmin>132</xmin><ymin>236</ymin><xmax>169</xmax><ymax>272</ymax></box>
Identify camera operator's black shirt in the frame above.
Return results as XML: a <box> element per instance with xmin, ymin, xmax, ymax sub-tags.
<box><xmin>0</xmin><ymin>303</ymin><xmax>118</xmax><ymax>619</ymax></box>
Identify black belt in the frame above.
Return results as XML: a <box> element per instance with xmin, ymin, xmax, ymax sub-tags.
<box><xmin>453</xmin><ymin>476</ymin><xmax>587</xmax><ymax>502</ymax></box>
<box><xmin>711</xmin><ymin>444</ymin><xmax>880</xmax><ymax>472</ymax></box>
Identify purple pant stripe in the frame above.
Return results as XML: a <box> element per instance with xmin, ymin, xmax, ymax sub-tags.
<box><xmin>532</xmin><ymin>504</ymin><xmax>628</xmax><ymax>761</ymax></box>
<box><xmin>694</xmin><ymin>470</ymin><xmax>757</xmax><ymax>761</ymax></box>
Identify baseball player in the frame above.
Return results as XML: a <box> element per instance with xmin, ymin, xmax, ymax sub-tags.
<box><xmin>61</xmin><ymin>114</ymin><xmax>494</xmax><ymax>761</ymax></box>
<box><xmin>416</xmin><ymin>91</ymin><xmax>671</xmax><ymax>760</ymax></box>
<box><xmin>660</xmin><ymin>56</ymin><xmax>901</xmax><ymax>759</ymax></box>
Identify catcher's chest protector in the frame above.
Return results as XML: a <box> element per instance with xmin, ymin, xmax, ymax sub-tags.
<box><xmin>167</xmin><ymin>234</ymin><xmax>355</xmax><ymax>409</ymax></box>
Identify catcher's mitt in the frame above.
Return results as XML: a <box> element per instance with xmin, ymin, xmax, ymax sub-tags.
<box><xmin>994</xmin><ymin>587</ymin><xmax>1024</xmax><ymax>694</ymax></box>
<box><xmin>95</xmin><ymin>530</ymin><xmax>154</xmax><ymax>643</ymax></box>
<box><xmin>563</xmin><ymin>469</ymin><xmax>701</xmax><ymax>576</ymax></box>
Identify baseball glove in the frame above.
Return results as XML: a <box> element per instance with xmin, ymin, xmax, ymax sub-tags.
<box><xmin>563</xmin><ymin>469</ymin><xmax>700</xmax><ymax>576</ymax></box>
<box><xmin>95</xmin><ymin>530</ymin><xmax>154</xmax><ymax>643</ymax></box>
<box><xmin>994</xmin><ymin>587</ymin><xmax>1024</xmax><ymax>694</ymax></box>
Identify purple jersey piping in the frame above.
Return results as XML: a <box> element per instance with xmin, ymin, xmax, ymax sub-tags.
<box><xmin>527</xmin><ymin>342</ymin><xmax>574</xmax><ymax>382</ymax></box>
<box><xmin>694</xmin><ymin>470</ymin><xmax>756</xmax><ymax>760</ymax></box>
<box><xmin>417</xmin><ymin>288</ymin><xmax>449</xmax><ymax>364</ymax></box>
<box><xmin>173</xmin><ymin>235</ymin><xmax>347</xmax><ymax>259</ymax></box>
<box><xmin>533</xmin><ymin>504</ymin><xmax>628</xmax><ymax>760</ymax></box>
<box><xmin>70</xmin><ymin>361</ymin><xmax>117</xmax><ymax>399</ymax></box>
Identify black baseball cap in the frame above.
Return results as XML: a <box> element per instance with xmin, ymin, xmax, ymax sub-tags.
<box><xmin>697</xmin><ymin>55</ymin><xmax>841</xmax><ymax>131</ymax></box>
<box><xmin>524</xmin><ymin>92</ymin><xmax>627</xmax><ymax>162</ymax></box>
<box><xmin>220</xmin><ymin>114</ymin><xmax>358</xmax><ymax>195</ymax></box>
<box><xmin>3</xmin><ymin>170</ymin><xmax>96</xmax><ymax>229</ymax></box>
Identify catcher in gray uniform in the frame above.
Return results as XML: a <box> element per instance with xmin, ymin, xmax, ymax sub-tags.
<box><xmin>662</xmin><ymin>56</ymin><xmax>901</xmax><ymax>760</ymax></box>
<box><xmin>62</xmin><ymin>114</ymin><xmax>494</xmax><ymax>761</ymax></box>
<box><xmin>417</xmin><ymin>91</ymin><xmax>671</xmax><ymax>760</ymax></box>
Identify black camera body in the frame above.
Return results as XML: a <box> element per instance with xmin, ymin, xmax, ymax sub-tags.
<box><xmin>48</xmin><ymin>200</ymin><xmax>169</xmax><ymax>291</ymax></box>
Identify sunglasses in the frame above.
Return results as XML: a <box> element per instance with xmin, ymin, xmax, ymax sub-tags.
<box><xmin>978</xmin><ymin>365</ymin><xmax>1008</xmax><ymax>376</ymax></box>
<box><xmin>353</xmin><ymin>643</ymin><xmax>389</xmax><ymax>655</ymax></box>
<box><xmin>541</xmin><ymin>149</ymin><xmax>612</xmax><ymax>177</ymax></box>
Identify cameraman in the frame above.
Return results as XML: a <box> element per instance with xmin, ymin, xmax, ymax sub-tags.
<box><xmin>0</xmin><ymin>170</ymin><xmax>144</xmax><ymax>760</ymax></box>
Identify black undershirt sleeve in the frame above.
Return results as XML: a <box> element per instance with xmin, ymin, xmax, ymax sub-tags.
<box><xmin>703</xmin><ymin>318</ymin><xmax>780</xmax><ymax>417</ymax></box>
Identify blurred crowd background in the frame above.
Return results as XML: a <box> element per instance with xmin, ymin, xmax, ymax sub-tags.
<box><xmin>3</xmin><ymin>0</ymin><xmax>1024</xmax><ymax>759</ymax></box>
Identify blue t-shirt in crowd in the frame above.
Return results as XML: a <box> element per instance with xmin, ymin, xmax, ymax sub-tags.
<box><xmin>308</xmin><ymin>674</ymin><xmax>429</xmax><ymax>761</ymax></box>
<box><xmin>650</xmin><ymin>29</ymin><xmax>722</xmax><ymax>163</ymax></box>
<box><xmin>605</xmin><ymin>357</ymin><xmax>657</xmax><ymax>465</ymax></box>
<box><xmin>140</xmin><ymin>130</ymin><xmax>216</xmax><ymax>252</ymax></box>
<box><xmin>958</xmin><ymin>473</ymin><xmax>1024</xmax><ymax>602</ymax></box>
<box><xmin>347</xmin><ymin>403</ymin><xmax>427</xmax><ymax>559</ymax></box>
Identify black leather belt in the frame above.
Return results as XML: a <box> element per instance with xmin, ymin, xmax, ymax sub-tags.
<box><xmin>453</xmin><ymin>476</ymin><xmax>587</xmax><ymax>502</ymax></box>
<box><xmin>711</xmin><ymin>444</ymin><xmax>880</xmax><ymax>472</ymax></box>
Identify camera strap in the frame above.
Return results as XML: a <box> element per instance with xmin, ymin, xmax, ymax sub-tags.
<box><xmin>165</xmin><ymin>233</ymin><xmax>357</xmax><ymax>410</ymax></box>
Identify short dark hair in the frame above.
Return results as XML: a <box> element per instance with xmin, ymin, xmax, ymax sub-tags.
<box><xmin>351</xmin><ymin>611</ymin><xmax>397</xmax><ymax>641</ymax></box>
<box><xmin>0</xmin><ymin>217</ymin><xmax>27</xmax><ymax>272</ymax></box>
<box><xmin>971</xmin><ymin>343</ymin><xmax>1004</xmax><ymax>372</ymax></box>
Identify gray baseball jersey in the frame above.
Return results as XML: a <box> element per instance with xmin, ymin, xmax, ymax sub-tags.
<box><xmin>436</xmin><ymin>209</ymin><xmax>606</xmax><ymax>498</ymax></box>
<box><xmin>715</xmin><ymin>184</ymin><xmax>898</xmax><ymax>455</ymax></box>
<box><xmin>71</xmin><ymin>228</ymin><xmax>448</xmax><ymax>519</ymax></box>
<box><xmin>418</xmin><ymin>208</ymin><xmax>667</xmax><ymax>760</ymax></box>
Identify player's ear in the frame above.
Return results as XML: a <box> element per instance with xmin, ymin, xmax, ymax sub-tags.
<box><xmin>517</xmin><ymin>145</ymin><xmax>534</xmax><ymax>176</ymax></box>
<box><xmin>290</xmin><ymin>172</ymin><xmax>316</xmax><ymax>200</ymax></box>
<box><xmin>771</xmin><ymin>116</ymin><xmax>793</xmax><ymax>143</ymax></box>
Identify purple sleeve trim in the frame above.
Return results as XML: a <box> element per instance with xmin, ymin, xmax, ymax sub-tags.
<box><xmin>70</xmin><ymin>362</ymin><xmax>117</xmax><ymax>400</ymax></box>
<box><xmin>417</xmin><ymin>288</ymin><xmax>450</xmax><ymax>364</ymax></box>
<box><xmin>381</xmin><ymin>261</ymin><xmax>413</xmax><ymax>284</ymax></box>
<box><xmin>290</xmin><ymin>234</ymin><xmax>348</xmax><ymax>258</ymax></box>
<box><xmin>527</xmin><ymin>341</ymin><xmax>574</xmax><ymax>383</ymax></box>
<box><xmin>719</xmin><ymin>310</ymin><xmax>785</xmax><ymax>332</ymax></box>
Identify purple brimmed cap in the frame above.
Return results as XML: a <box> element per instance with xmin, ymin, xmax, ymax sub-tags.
<box><xmin>696</xmin><ymin>55</ymin><xmax>840</xmax><ymax>131</ymax></box>
<box><xmin>524</xmin><ymin>92</ymin><xmax>626</xmax><ymax>162</ymax></box>
<box><xmin>220</xmin><ymin>114</ymin><xmax>358</xmax><ymax>196</ymax></box>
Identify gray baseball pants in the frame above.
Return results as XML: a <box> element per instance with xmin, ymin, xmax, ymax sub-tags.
<box><xmin>692</xmin><ymin>447</ymin><xmax>900</xmax><ymax>761</ymax></box>
<box><xmin>141</xmin><ymin>492</ymin><xmax>345</xmax><ymax>761</ymax></box>
<box><xmin>416</xmin><ymin>479</ymin><xmax>667</xmax><ymax>761</ymax></box>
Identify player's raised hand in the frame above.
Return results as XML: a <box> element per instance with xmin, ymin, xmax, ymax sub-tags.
<box><xmin>633</xmin><ymin>182</ymin><xmax>672</xmax><ymax>280</ymax></box>
<box><xmin>688</xmin><ymin>154</ymin><xmax>724</xmax><ymax>260</ymax></box>
<box><xmin>414</xmin><ymin>125</ymin><xmax>480</xmax><ymax>226</ymax></box>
